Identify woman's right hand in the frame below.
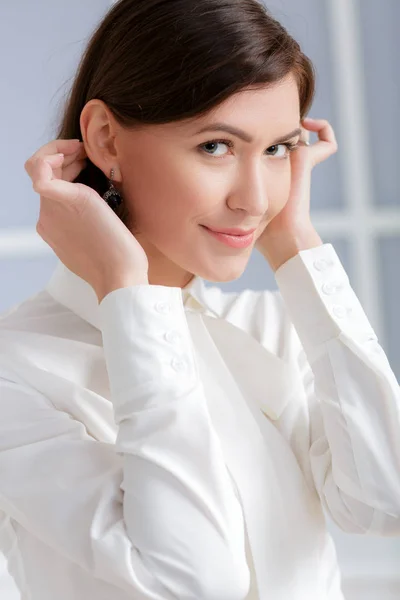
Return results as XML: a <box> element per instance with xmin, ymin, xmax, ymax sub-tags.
<box><xmin>24</xmin><ymin>139</ymin><xmax>149</xmax><ymax>302</ymax></box>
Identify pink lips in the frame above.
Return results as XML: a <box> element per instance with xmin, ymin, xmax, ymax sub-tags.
<box><xmin>205</xmin><ymin>226</ymin><xmax>257</xmax><ymax>236</ymax></box>
<box><xmin>201</xmin><ymin>226</ymin><xmax>255</xmax><ymax>249</ymax></box>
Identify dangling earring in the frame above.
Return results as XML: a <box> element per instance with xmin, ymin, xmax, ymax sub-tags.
<box><xmin>103</xmin><ymin>168</ymin><xmax>123</xmax><ymax>210</ymax></box>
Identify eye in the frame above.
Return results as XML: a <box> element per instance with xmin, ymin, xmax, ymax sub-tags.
<box><xmin>200</xmin><ymin>140</ymin><xmax>233</xmax><ymax>157</ymax></box>
<box><xmin>267</xmin><ymin>143</ymin><xmax>298</xmax><ymax>158</ymax></box>
<box><xmin>199</xmin><ymin>139</ymin><xmax>300</xmax><ymax>159</ymax></box>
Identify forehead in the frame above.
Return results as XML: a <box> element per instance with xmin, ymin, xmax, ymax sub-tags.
<box><xmin>175</xmin><ymin>75</ymin><xmax>300</xmax><ymax>137</ymax></box>
<box><xmin>134</xmin><ymin>75</ymin><xmax>300</xmax><ymax>143</ymax></box>
<box><xmin>211</xmin><ymin>76</ymin><xmax>299</xmax><ymax>118</ymax></box>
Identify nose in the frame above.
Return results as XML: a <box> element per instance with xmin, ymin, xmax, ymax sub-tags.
<box><xmin>227</xmin><ymin>167</ymin><xmax>268</xmax><ymax>217</ymax></box>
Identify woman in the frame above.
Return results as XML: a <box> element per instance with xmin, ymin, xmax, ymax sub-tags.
<box><xmin>1</xmin><ymin>0</ymin><xmax>399</xmax><ymax>598</ymax></box>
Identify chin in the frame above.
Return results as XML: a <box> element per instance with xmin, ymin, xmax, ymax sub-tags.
<box><xmin>197</xmin><ymin>260</ymin><xmax>248</xmax><ymax>284</ymax></box>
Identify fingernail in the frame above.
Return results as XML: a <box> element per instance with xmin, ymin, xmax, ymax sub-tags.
<box><xmin>47</xmin><ymin>153</ymin><xmax>64</xmax><ymax>159</ymax></box>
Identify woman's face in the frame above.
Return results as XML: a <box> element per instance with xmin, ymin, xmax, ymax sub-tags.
<box><xmin>115</xmin><ymin>74</ymin><xmax>301</xmax><ymax>287</ymax></box>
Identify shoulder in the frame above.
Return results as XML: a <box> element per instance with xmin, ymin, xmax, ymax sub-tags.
<box><xmin>0</xmin><ymin>290</ymin><xmax>59</xmax><ymax>332</ymax></box>
<box><xmin>0</xmin><ymin>290</ymin><xmax>101</xmax><ymax>360</ymax></box>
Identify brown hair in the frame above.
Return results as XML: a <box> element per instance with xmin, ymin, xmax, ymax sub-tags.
<box><xmin>56</xmin><ymin>0</ymin><xmax>316</xmax><ymax>227</ymax></box>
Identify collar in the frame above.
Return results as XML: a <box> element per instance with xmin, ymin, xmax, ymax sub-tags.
<box><xmin>45</xmin><ymin>260</ymin><xmax>219</xmax><ymax>331</ymax></box>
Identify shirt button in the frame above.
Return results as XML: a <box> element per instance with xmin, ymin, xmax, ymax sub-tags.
<box><xmin>314</xmin><ymin>258</ymin><xmax>330</xmax><ymax>272</ymax></box>
<box><xmin>165</xmin><ymin>330</ymin><xmax>181</xmax><ymax>344</ymax></box>
<box><xmin>171</xmin><ymin>357</ymin><xmax>188</xmax><ymax>373</ymax></box>
<box><xmin>322</xmin><ymin>282</ymin><xmax>340</xmax><ymax>295</ymax></box>
<box><xmin>332</xmin><ymin>305</ymin><xmax>347</xmax><ymax>318</ymax></box>
<box><xmin>155</xmin><ymin>301</ymin><xmax>171</xmax><ymax>314</ymax></box>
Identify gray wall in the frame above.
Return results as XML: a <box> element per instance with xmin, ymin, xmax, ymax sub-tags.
<box><xmin>0</xmin><ymin>0</ymin><xmax>111</xmax><ymax>303</ymax></box>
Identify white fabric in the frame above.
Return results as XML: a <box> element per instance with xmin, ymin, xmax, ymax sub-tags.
<box><xmin>0</xmin><ymin>242</ymin><xmax>399</xmax><ymax>600</ymax></box>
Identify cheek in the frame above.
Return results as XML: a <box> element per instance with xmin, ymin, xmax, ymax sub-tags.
<box><xmin>268</xmin><ymin>166</ymin><xmax>291</xmax><ymax>212</ymax></box>
<box><xmin>137</xmin><ymin>171</ymin><xmax>212</xmax><ymax>232</ymax></box>
<box><xmin>130</xmin><ymin>184</ymin><xmax>204</xmax><ymax>240</ymax></box>
<box><xmin>120</xmin><ymin>167</ymin><xmax>186</xmax><ymax>230</ymax></box>
<box><xmin>281</xmin><ymin>173</ymin><xmax>292</xmax><ymax>203</ymax></box>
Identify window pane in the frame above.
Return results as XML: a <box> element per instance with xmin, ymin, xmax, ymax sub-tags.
<box><xmin>0</xmin><ymin>0</ymin><xmax>111</xmax><ymax>228</ymax></box>
<box><xmin>376</xmin><ymin>236</ymin><xmax>400</xmax><ymax>381</ymax></box>
<box><xmin>265</xmin><ymin>0</ymin><xmax>345</xmax><ymax>211</ymax></box>
<box><xmin>358</xmin><ymin>0</ymin><xmax>400</xmax><ymax>208</ymax></box>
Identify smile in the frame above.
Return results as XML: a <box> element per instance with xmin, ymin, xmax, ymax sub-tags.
<box><xmin>201</xmin><ymin>226</ymin><xmax>255</xmax><ymax>249</ymax></box>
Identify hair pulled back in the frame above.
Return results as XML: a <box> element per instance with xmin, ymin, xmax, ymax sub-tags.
<box><xmin>57</xmin><ymin>0</ymin><xmax>316</xmax><ymax>226</ymax></box>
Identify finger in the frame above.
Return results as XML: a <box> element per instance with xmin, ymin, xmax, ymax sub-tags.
<box><xmin>34</xmin><ymin>147</ymin><xmax>87</xmax><ymax>173</ymax></box>
<box><xmin>35</xmin><ymin>176</ymin><xmax>82</xmax><ymax>205</ymax></box>
<box><xmin>25</xmin><ymin>139</ymin><xmax>81</xmax><ymax>176</ymax></box>
<box><xmin>61</xmin><ymin>145</ymin><xmax>87</xmax><ymax>169</ymax></box>
<box><xmin>62</xmin><ymin>159</ymin><xmax>87</xmax><ymax>183</ymax></box>
<box><xmin>299</xmin><ymin>118</ymin><xmax>338</xmax><ymax>164</ymax></box>
<box><xmin>302</xmin><ymin>118</ymin><xmax>337</xmax><ymax>146</ymax></box>
<box><xmin>28</xmin><ymin>154</ymin><xmax>64</xmax><ymax>189</ymax></box>
<box><xmin>31</xmin><ymin>155</ymin><xmax>71</xmax><ymax>198</ymax></box>
<box><xmin>67</xmin><ymin>143</ymin><xmax>87</xmax><ymax>161</ymax></box>
<box><xmin>30</xmin><ymin>154</ymin><xmax>87</xmax><ymax>188</ymax></box>
<box><xmin>32</xmin><ymin>158</ymin><xmax>90</xmax><ymax>205</ymax></box>
<box><xmin>298</xmin><ymin>126</ymin><xmax>310</xmax><ymax>145</ymax></box>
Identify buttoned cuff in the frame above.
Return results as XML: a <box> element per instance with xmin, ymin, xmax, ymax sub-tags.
<box><xmin>98</xmin><ymin>285</ymin><xmax>199</xmax><ymax>422</ymax></box>
<box><xmin>274</xmin><ymin>243</ymin><xmax>378</xmax><ymax>361</ymax></box>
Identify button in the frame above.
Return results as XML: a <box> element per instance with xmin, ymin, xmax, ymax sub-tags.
<box><xmin>332</xmin><ymin>305</ymin><xmax>347</xmax><ymax>318</ymax></box>
<box><xmin>155</xmin><ymin>301</ymin><xmax>171</xmax><ymax>314</ymax></box>
<box><xmin>171</xmin><ymin>357</ymin><xmax>188</xmax><ymax>373</ymax></box>
<box><xmin>322</xmin><ymin>282</ymin><xmax>341</xmax><ymax>295</ymax></box>
<box><xmin>313</xmin><ymin>259</ymin><xmax>330</xmax><ymax>272</ymax></box>
<box><xmin>165</xmin><ymin>330</ymin><xmax>181</xmax><ymax>344</ymax></box>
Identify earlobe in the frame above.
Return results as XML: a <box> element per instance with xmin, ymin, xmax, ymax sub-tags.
<box><xmin>79</xmin><ymin>99</ymin><xmax>120</xmax><ymax>181</ymax></box>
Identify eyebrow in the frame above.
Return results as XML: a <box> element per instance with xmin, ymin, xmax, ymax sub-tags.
<box><xmin>194</xmin><ymin>123</ymin><xmax>302</xmax><ymax>145</ymax></box>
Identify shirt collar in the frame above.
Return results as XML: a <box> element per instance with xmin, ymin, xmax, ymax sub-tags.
<box><xmin>45</xmin><ymin>260</ymin><xmax>218</xmax><ymax>331</ymax></box>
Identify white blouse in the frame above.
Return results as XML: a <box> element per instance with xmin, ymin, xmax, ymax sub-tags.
<box><xmin>0</xmin><ymin>242</ymin><xmax>399</xmax><ymax>600</ymax></box>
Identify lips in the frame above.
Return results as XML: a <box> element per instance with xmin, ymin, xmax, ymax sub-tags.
<box><xmin>201</xmin><ymin>225</ymin><xmax>255</xmax><ymax>249</ymax></box>
<box><xmin>202</xmin><ymin>226</ymin><xmax>257</xmax><ymax>236</ymax></box>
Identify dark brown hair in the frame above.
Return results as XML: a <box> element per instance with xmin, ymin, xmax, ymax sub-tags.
<box><xmin>56</xmin><ymin>0</ymin><xmax>316</xmax><ymax>227</ymax></box>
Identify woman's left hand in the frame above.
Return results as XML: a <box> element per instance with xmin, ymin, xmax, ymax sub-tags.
<box><xmin>255</xmin><ymin>117</ymin><xmax>338</xmax><ymax>272</ymax></box>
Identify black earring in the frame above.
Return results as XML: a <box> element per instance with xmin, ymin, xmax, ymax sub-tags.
<box><xmin>103</xmin><ymin>168</ymin><xmax>123</xmax><ymax>210</ymax></box>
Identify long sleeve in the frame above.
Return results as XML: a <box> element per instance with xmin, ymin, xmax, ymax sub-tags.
<box><xmin>274</xmin><ymin>242</ymin><xmax>400</xmax><ymax>536</ymax></box>
<box><xmin>0</xmin><ymin>284</ymin><xmax>249</xmax><ymax>599</ymax></box>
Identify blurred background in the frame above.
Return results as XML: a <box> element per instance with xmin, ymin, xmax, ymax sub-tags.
<box><xmin>0</xmin><ymin>1</ymin><xmax>399</xmax><ymax>598</ymax></box>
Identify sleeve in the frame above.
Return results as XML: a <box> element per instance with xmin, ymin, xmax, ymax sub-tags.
<box><xmin>274</xmin><ymin>242</ymin><xmax>400</xmax><ymax>536</ymax></box>
<box><xmin>0</xmin><ymin>284</ymin><xmax>250</xmax><ymax>600</ymax></box>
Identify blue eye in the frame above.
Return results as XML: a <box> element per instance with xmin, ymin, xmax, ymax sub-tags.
<box><xmin>199</xmin><ymin>139</ymin><xmax>299</xmax><ymax>159</ymax></box>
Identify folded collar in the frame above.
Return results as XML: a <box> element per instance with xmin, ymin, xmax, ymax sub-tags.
<box><xmin>45</xmin><ymin>260</ymin><xmax>219</xmax><ymax>331</ymax></box>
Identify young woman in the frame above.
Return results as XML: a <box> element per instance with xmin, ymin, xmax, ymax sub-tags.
<box><xmin>1</xmin><ymin>0</ymin><xmax>399</xmax><ymax>599</ymax></box>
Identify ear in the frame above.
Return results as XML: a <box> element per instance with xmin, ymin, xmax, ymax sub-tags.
<box><xmin>79</xmin><ymin>99</ymin><xmax>122</xmax><ymax>182</ymax></box>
